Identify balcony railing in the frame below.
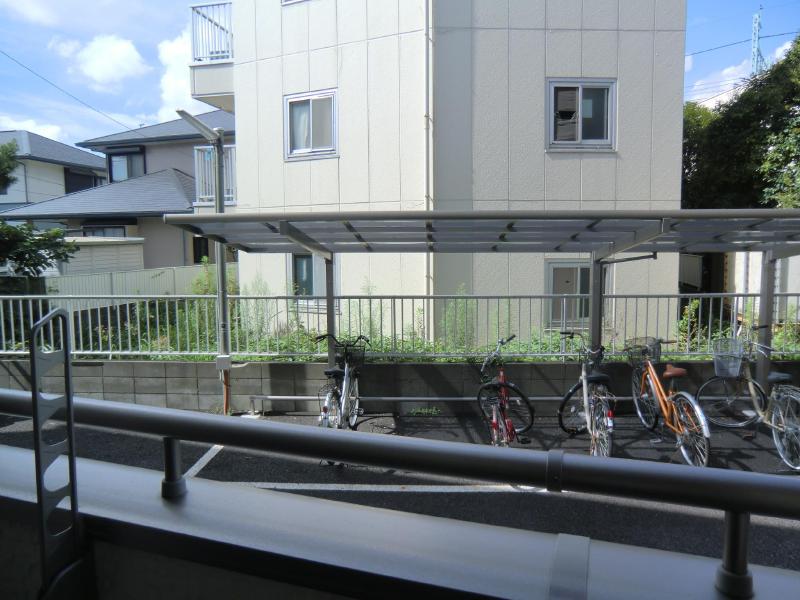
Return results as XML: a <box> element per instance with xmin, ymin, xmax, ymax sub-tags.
<box><xmin>194</xmin><ymin>145</ymin><xmax>236</xmax><ymax>205</ymax></box>
<box><xmin>191</xmin><ymin>2</ymin><xmax>233</xmax><ymax>62</ymax></box>
<box><xmin>1</xmin><ymin>292</ymin><xmax>797</xmax><ymax>359</ymax></box>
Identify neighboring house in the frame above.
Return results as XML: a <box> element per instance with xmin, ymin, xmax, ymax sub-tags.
<box><xmin>0</xmin><ymin>130</ymin><xmax>106</xmax><ymax>212</ymax></box>
<box><xmin>0</xmin><ymin>169</ymin><xmax>195</xmax><ymax>271</ymax></box>
<box><xmin>190</xmin><ymin>1</ymin><xmax>685</xmax><ymax>324</ymax></box>
<box><xmin>76</xmin><ymin>110</ymin><xmax>236</xmax><ymax>267</ymax></box>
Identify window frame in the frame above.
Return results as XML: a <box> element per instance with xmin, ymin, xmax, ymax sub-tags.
<box><xmin>107</xmin><ymin>148</ymin><xmax>146</xmax><ymax>182</ymax></box>
<box><xmin>281</xmin><ymin>0</ymin><xmax>308</xmax><ymax>4</ymax></box>
<box><xmin>284</xmin><ymin>89</ymin><xmax>338</xmax><ymax>161</ymax></box>
<box><xmin>82</xmin><ymin>225</ymin><xmax>127</xmax><ymax>238</ymax></box>
<box><xmin>547</xmin><ymin>79</ymin><xmax>616</xmax><ymax>151</ymax></box>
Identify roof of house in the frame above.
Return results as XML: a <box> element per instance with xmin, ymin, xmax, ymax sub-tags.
<box><xmin>0</xmin><ymin>169</ymin><xmax>194</xmax><ymax>220</ymax></box>
<box><xmin>0</xmin><ymin>130</ymin><xmax>106</xmax><ymax>171</ymax></box>
<box><xmin>77</xmin><ymin>110</ymin><xmax>235</xmax><ymax>150</ymax></box>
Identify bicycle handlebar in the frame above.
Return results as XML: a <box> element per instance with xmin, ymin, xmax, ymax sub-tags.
<box><xmin>314</xmin><ymin>333</ymin><xmax>371</xmax><ymax>347</ymax></box>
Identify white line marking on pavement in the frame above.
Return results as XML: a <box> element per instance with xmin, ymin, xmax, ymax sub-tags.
<box><xmin>241</xmin><ymin>482</ymin><xmax>549</xmax><ymax>493</ymax></box>
<box><xmin>185</xmin><ymin>444</ymin><xmax>224</xmax><ymax>478</ymax></box>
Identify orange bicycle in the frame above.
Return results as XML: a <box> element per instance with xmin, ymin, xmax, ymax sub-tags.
<box><xmin>625</xmin><ymin>337</ymin><xmax>711</xmax><ymax>467</ymax></box>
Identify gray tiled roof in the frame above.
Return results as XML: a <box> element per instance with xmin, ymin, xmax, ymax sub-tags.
<box><xmin>78</xmin><ymin>110</ymin><xmax>235</xmax><ymax>149</ymax></box>
<box><xmin>0</xmin><ymin>130</ymin><xmax>106</xmax><ymax>170</ymax></box>
<box><xmin>0</xmin><ymin>169</ymin><xmax>194</xmax><ymax>220</ymax></box>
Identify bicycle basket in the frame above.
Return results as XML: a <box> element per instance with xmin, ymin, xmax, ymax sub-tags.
<box><xmin>712</xmin><ymin>338</ymin><xmax>744</xmax><ymax>379</ymax></box>
<box><xmin>335</xmin><ymin>344</ymin><xmax>366</xmax><ymax>369</ymax></box>
<box><xmin>625</xmin><ymin>337</ymin><xmax>660</xmax><ymax>365</ymax></box>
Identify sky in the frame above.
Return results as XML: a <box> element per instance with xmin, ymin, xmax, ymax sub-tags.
<box><xmin>0</xmin><ymin>0</ymin><xmax>798</xmax><ymax>148</ymax></box>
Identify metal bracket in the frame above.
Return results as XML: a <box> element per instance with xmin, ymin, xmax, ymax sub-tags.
<box><xmin>279</xmin><ymin>221</ymin><xmax>333</xmax><ymax>261</ymax></box>
<box><xmin>599</xmin><ymin>252</ymin><xmax>657</xmax><ymax>266</ymax></box>
<box><xmin>593</xmin><ymin>219</ymin><xmax>667</xmax><ymax>261</ymax></box>
<box><xmin>766</xmin><ymin>244</ymin><xmax>800</xmax><ymax>260</ymax></box>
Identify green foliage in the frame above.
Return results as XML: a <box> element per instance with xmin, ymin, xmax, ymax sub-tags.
<box><xmin>0</xmin><ymin>221</ymin><xmax>78</xmax><ymax>276</ymax></box>
<box><xmin>0</xmin><ymin>140</ymin><xmax>18</xmax><ymax>191</ymax></box>
<box><xmin>682</xmin><ymin>38</ymin><xmax>800</xmax><ymax>209</ymax></box>
<box><xmin>759</xmin><ymin>112</ymin><xmax>800</xmax><ymax>207</ymax></box>
<box><xmin>191</xmin><ymin>256</ymin><xmax>238</xmax><ymax>294</ymax></box>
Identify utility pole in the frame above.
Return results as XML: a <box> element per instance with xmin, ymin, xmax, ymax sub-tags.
<box><xmin>177</xmin><ymin>110</ymin><xmax>232</xmax><ymax>415</ymax></box>
<box><xmin>751</xmin><ymin>7</ymin><xmax>767</xmax><ymax>75</ymax></box>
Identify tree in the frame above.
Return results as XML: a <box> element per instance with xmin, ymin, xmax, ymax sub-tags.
<box><xmin>0</xmin><ymin>221</ymin><xmax>78</xmax><ymax>277</ymax></box>
<box><xmin>760</xmin><ymin>111</ymin><xmax>800</xmax><ymax>207</ymax></box>
<box><xmin>682</xmin><ymin>38</ymin><xmax>800</xmax><ymax>209</ymax></box>
<box><xmin>0</xmin><ymin>140</ymin><xmax>18</xmax><ymax>192</ymax></box>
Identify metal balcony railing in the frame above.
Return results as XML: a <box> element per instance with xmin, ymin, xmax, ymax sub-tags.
<box><xmin>191</xmin><ymin>2</ymin><xmax>233</xmax><ymax>62</ymax></box>
<box><xmin>194</xmin><ymin>145</ymin><xmax>236</xmax><ymax>204</ymax></box>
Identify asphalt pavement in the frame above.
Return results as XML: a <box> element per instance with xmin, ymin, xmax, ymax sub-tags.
<box><xmin>1</xmin><ymin>404</ymin><xmax>799</xmax><ymax>571</ymax></box>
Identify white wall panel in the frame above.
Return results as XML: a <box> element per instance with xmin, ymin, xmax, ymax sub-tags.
<box><xmin>309</xmin><ymin>0</ymin><xmax>337</xmax><ymax>50</ymax></box>
<box><xmin>337</xmin><ymin>0</ymin><xmax>367</xmax><ymax>44</ymax></box>
<box><xmin>582</xmin><ymin>0</ymin><xmax>619</xmax><ymax>30</ymax></box>
<box><xmin>367</xmin><ymin>36</ymin><xmax>400</xmax><ymax>204</ymax></box>
<box><xmin>581</xmin><ymin>30</ymin><xmax>618</xmax><ymax>77</ymax></box>
<box><xmin>547</xmin><ymin>0</ymin><xmax>582</xmax><ymax>29</ymax></box>
<box><xmin>337</xmin><ymin>43</ymin><xmax>370</xmax><ymax>205</ymax></box>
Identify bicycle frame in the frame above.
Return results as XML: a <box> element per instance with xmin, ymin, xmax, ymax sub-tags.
<box><xmin>638</xmin><ymin>359</ymin><xmax>682</xmax><ymax>435</ymax></box>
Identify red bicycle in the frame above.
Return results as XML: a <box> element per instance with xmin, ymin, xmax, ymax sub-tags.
<box><xmin>476</xmin><ymin>335</ymin><xmax>534</xmax><ymax>446</ymax></box>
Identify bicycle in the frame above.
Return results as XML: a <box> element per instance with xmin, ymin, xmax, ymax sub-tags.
<box><xmin>626</xmin><ymin>337</ymin><xmax>711</xmax><ymax>467</ymax></box>
<box><xmin>476</xmin><ymin>334</ymin><xmax>534</xmax><ymax>447</ymax></box>
<box><xmin>557</xmin><ymin>331</ymin><xmax>615</xmax><ymax>457</ymax></box>
<box><xmin>695</xmin><ymin>325</ymin><xmax>800</xmax><ymax>470</ymax></box>
<box><xmin>316</xmin><ymin>334</ymin><xmax>369</xmax><ymax>430</ymax></box>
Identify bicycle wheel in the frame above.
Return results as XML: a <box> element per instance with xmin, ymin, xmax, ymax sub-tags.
<box><xmin>589</xmin><ymin>389</ymin><xmax>613</xmax><ymax>458</ymax></box>
<box><xmin>346</xmin><ymin>376</ymin><xmax>360</xmax><ymax>429</ymax></box>
<box><xmin>696</xmin><ymin>376</ymin><xmax>763</xmax><ymax>428</ymax></box>
<box><xmin>321</xmin><ymin>388</ymin><xmax>341</xmax><ymax>429</ymax></box>
<box><xmin>632</xmin><ymin>367</ymin><xmax>659</xmax><ymax>430</ymax></box>
<box><xmin>673</xmin><ymin>392</ymin><xmax>711</xmax><ymax>467</ymax></box>
<box><xmin>477</xmin><ymin>382</ymin><xmax>534</xmax><ymax>434</ymax></box>
<box><xmin>770</xmin><ymin>388</ymin><xmax>800</xmax><ymax>470</ymax></box>
<box><xmin>558</xmin><ymin>382</ymin><xmax>587</xmax><ymax>435</ymax></box>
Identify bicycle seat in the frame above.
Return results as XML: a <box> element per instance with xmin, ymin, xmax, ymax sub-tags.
<box><xmin>768</xmin><ymin>371</ymin><xmax>792</xmax><ymax>384</ymax></box>
<box><xmin>324</xmin><ymin>368</ymin><xmax>345</xmax><ymax>379</ymax></box>
<box><xmin>586</xmin><ymin>372</ymin><xmax>611</xmax><ymax>385</ymax></box>
<box><xmin>662</xmin><ymin>365</ymin><xmax>687</xmax><ymax>379</ymax></box>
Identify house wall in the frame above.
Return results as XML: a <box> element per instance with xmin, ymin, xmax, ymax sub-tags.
<box><xmin>60</xmin><ymin>241</ymin><xmax>145</xmax><ymax>275</ymax></box>
<box><xmin>134</xmin><ymin>218</ymin><xmax>192</xmax><ymax>269</ymax></box>
<box><xmin>144</xmin><ymin>137</ymin><xmax>235</xmax><ymax>179</ymax></box>
<box><xmin>232</xmin><ymin>0</ymin><xmax>428</xmax><ymax>296</ymax></box>
<box><xmin>0</xmin><ymin>159</ymin><xmax>65</xmax><ymax>206</ymax></box>
<box><xmin>432</xmin><ymin>0</ymin><xmax>685</xmax><ymax>304</ymax></box>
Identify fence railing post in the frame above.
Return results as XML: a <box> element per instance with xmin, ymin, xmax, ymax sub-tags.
<box><xmin>715</xmin><ymin>511</ymin><xmax>753</xmax><ymax>599</ymax></box>
<box><xmin>161</xmin><ymin>437</ymin><xmax>187</xmax><ymax>499</ymax></box>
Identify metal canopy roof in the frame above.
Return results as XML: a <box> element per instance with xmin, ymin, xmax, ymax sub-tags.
<box><xmin>163</xmin><ymin>209</ymin><xmax>800</xmax><ymax>259</ymax></box>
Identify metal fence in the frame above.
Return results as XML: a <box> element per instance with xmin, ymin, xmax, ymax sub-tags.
<box><xmin>1</xmin><ymin>293</ymin><xmax>799</xmax><ymax>359</ymax></box>
<box><xmin>191</xmin><ymin>2</ymin><xmax>233</xmax><ymax>62</ymax></box>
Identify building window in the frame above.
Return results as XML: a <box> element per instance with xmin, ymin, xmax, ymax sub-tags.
<box><xmin>284</xmin><ymin>90</ymin><xmax>337</xmax><ymax>160</ymax></box>
<box><xmin>293</xmin><ymin>254</ymin><xmax>314</xmax><ymax>296</ymax></box>
<box><xmin>193</xmin><ymin>145</ymin><xmax>236</xmax><ymax>205</ymax></box>
<box><xmin>83</xmin><ymin>226</ymin><xmax>126</xmax><ymax>238</ymax></box>
<box><xmin>549</xmin><ymin>80</ymin><xmax>615</xmax><ymax>149</ymax></box>
<box><xmin>193</xmin><ymin>237</ymin><xmax>210</xmax><ymax>264</ymax></box>
<box><xmin>0</xmin><ymin>182</ymin><xmax>8</xmax><ymax>195</ymax></box>
<box><xmin>109</xmin><ymin>152</ymin><xmax>144</xmax><ymax>182</ymax></box>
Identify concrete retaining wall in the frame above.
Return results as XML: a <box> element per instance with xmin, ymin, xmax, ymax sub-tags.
<box><xmin>3</xmin><ymin>359</ymin><xmax>800</xmax><ymax>414</ymax></box>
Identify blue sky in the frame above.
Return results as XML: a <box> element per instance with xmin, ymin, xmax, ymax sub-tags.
<box><xmin>0</xmin><ymin>1</ymin><xmax>798</xmax><ymax>147</ymax></box>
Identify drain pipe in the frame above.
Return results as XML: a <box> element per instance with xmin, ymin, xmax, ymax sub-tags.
<box><xmin>424</xmin><ymin>0</ymin><xmax>433</xmax><ymax>336</ymax></box>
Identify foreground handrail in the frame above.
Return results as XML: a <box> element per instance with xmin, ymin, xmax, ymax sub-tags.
<box><xmin>1</xmin><ymin>387</ymin><xmax>799</xmax><ymax>520</ymax></box>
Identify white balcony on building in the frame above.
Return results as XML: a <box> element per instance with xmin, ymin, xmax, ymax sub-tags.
<box><xmin>193</xmin><ymin>144</ymin><xmax>236</xmax><ymax>206</ymax></box>
<box><xmin>190</xmin><ymin>2</ymin><xmax>234</xmax><ymax>111</ymax></box>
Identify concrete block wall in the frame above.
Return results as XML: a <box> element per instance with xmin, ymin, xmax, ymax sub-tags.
<box><xmin>4</xmin><ymin>359</ymin><xmax>800</xmax><ymax>415</ymax></box>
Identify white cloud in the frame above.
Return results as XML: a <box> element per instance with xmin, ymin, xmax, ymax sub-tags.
<box><xmin>688</xmin><ymin>59</ymin><xmax>750</xmax><ymax>108</ymax></box>
<box><xmin>684</xmin><ymin>55</ymin><xmax>693</xmax><ymax>73</ymax></box>
<box><xmin>774</xmin><ymin>41</ymin><xmax>792</xmax><ymax>62</ymax></box>
<box><xmin>0</xmin><ymin>0</ymin><xmax>56</xmax><ymax>26</ymax></box>
<box><xmin>0</xmin><ymin>114</ymin><xmax>62</xmax><ymax>140</ymax></box>
<box><xmin>47</xmin><ymin>35</ymin><xmax>80</xmax><ymax>58</ymax></box>
<box><xmin>156</xmin><ymin>28</ymin><xmax>211</xmax><ymax>122</ymax></box>
<box><xmin>74</xmin><ymin>34</ymin><xmax>151</xmax><ymax>93</ymax></box>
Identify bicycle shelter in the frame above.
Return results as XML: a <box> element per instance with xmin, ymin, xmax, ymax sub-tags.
<box><xmin>165</xmin><ymin>208</ymin><xmax>800</xmax><ymax>392</ymax></box>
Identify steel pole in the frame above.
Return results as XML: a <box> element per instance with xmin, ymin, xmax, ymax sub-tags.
<box><xmin>325</xmin><ymin>258</ymin><xmax>336</xmax><ymax>368</ymax></box>
<box><xmin>590</xmin><ymin>251</ymin><xmax>604</xmax><ymax>351</ymax></box>
<box><xmin>214</xmin><ymin>131</ymin><xmax>231</xmax><ymax>414</ymax></box>
<box><xmin>756</xmin><ymin>251</ymin><xmax>775</xmax><ymax>390</ymax></box>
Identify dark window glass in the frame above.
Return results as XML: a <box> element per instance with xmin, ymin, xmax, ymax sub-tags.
<box><xmin>553</xmin><ymin>87</ymin><xmax>578</xmax><ymax>142</ymax></box>
<box><xmin>193</xmin><ymin>237</ymin><xmax>209</xmax><ymax>264</ymax></box>
<box><xmin>582</xmin><ymin>87</ymin><xmax>609</xmax><ymax>141</ymax></box>
<box><xmin>293</xmin><ymin>254</ymin><xmax>314</xmax><ymax>295</ymax></box>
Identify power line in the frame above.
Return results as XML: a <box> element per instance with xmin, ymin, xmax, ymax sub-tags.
<box><xmin>686</xmin><ymin>30</ymin><xmax>800</xmax><ymax>56</ymax></box>
<box><xmin>0</xmin><ymin>48</ymin><xmax>139</xmax><ymax>134</ymax></box>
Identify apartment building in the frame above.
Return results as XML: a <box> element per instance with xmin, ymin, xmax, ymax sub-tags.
<box><xmin>190</xmin><ymin>0</ymin><xmax>686</xmax><ymax>317</ymax></box>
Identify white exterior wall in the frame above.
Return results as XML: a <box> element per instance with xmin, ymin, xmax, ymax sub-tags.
<box><xmin>0</xmin><ymin>160</ymin><xmax>65</xmax><ymax>206</ymax></box>
<box><xmin>432</xmin><ymin>0</ymin><xmax>686</xmax><ymax>302</ymax></box>
<box><xmin>60</xmin><ymin>240</ymin><xmax>145</xmax><ymax>275</ymax></box>
<box><xmin>232</xmin><ymin>0</ymin><xmax>428</xmax><ymax>296</ymax></box>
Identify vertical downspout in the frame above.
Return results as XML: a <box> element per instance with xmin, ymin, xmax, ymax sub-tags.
<box><xmin>424</xmin><ymin>0</ymin><xmax>433</xmax><ymax>333</ymax></box>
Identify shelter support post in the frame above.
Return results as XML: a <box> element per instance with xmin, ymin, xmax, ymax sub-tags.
<box><xmin>756</xmin><ymin>251</ymin><xmax>775</xmax><ymax>390</ymax></box>
<box><xmin>589</xmin><ymin>252</ymin><xmax>604</xmax><ymax>351</ymax></box>
<box><xmin>326</xmin><ymin>258</ymin><xmax>336</xmax><ymax>368</ymax></box>
<box><xmin>214</xmin><ymin>133</ymin><xmax>231</xmax><ymax>415</ymax></box>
